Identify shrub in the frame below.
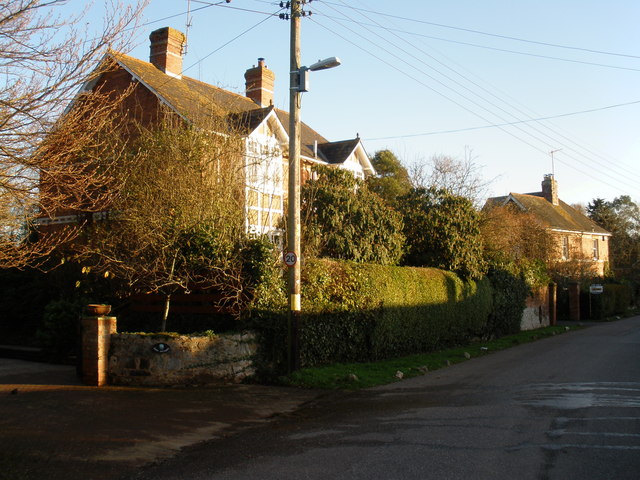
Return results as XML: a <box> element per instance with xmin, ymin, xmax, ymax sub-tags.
<box><xmin>301</xmin><ymin>166</ymin><xmax>406</xmax><ymax>265</ymax></box>
<box><xmin>485</xmin><ymin>267</ymin><xmax>530</xmax><ymax>336</ymax></box>
<box><xmin>36</xmin><ymin>298</ymin><xmax>86</xmax><ymax>362</ymax></box>
<box><xmin>399</xmin><ymin>187</ymin><xmax>487</xmax><ymax>280</ymax></box>
<box><xmin>584</xmin><ymin>283</ymin><xmax>632</xmax><ymax>319</ymax></box>
<box><xmin>254</xmin><ymin>259</ymin><xmax>493</xmax><ymax>370</ymax></box>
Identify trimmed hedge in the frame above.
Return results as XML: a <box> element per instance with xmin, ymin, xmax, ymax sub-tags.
<box><xmin>253</xmin><ymin>259</ymin><xmax>494</xmax><ymax>371</ymax></box>
<box><xmin>485</xmin><ymin>268</ymin><xmax>530</xmax><ymax>336</ymax></box>
<box><xmin>583</xmin><ymin>283</ymin><xmax>632</xmax><ymax>319</ymax></box>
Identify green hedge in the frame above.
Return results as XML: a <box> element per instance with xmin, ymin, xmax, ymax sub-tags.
<box><xmin>252</xmin><ymin>259</ymin><xmax>494</xmax><ymax>371</ymax></box>
<box><xmin>485</xmin><ymin>268</ymin><xmax>530</xmax><ymax>336</ymax></box>
<box><xmin>584</xmin><ymin>283</ymin><xmax>632</xmax><ymax>319</ymax></box>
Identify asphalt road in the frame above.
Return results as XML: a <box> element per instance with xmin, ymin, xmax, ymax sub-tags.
<box><xmin>133</xmin><ymin>317</ymin><xmax>640</xmax><ymax>480</ymax></box>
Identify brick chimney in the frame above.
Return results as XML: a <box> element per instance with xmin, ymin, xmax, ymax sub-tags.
<box><xmin>541</xmin><ymin>174</ymin><xmax>559</xmax><ymax>205</ymax></box>
<box><xmin>244</xmin><ymin>58</ymin><xmax>275</xmax><ymax>107</ymax></box>
<box><xmin>149</xmin><ymin>27</ymin><xmax>185</xmax><ymax>79</ymax></box>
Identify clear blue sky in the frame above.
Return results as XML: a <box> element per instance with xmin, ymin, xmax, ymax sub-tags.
<box><xmin>75</xmin><ymin>0</ymin><xmax>640</xmax><ymax>205</ymax></box>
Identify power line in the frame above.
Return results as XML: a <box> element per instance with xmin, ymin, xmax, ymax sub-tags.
<box><xmin>313</xmin><ymin>14</ymin><xmax>640</xmax><ymax>73</ymax></box>
<box><xmin>190</xmin><ymin>0</ymin><xmax>283</xmax><ymax>17</ymax></box>
<box><xmin>308</xmin><ymin>15</ymin><xmax>548</xmax><ymax>154</ymax></box>
<box><xmin>364</xmin><ymin>100</ymin><xmax>640</xmax><ymax>140</ymax></box>
<box><xmin>312</xmin><ymin>3</ymin><xmax>640</xmax><ymax>192</ymax></box>
<box><xmin>324</xmin><ymin>0</ymin><xmax>640</xmax><ymax>187</ymax></box>
<box><xmin>331</xmin><ymin>0</ymin><xmax>640</xmax><ymax>186</ymax></box>
<box><xmin>137</xmin><ymin>4</ymin><xmax>284</xmax><ymax>98</ymax></box>
<box><xmin>320</xmin><ymin>1</ymin><xmax>640</xmax><ymax>60</ymax></box>
<box><xmin>183</xmin><ymin>7</ymin><xmax>281</xmax><ymax>73</ymax></box>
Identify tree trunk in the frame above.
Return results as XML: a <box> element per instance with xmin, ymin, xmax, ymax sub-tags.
<box><xmin>160</xmin><ymin>252</ymin><xmax>178</xmax><ymax>332</ymax></box>
<box><xmin>160</xmin><ymin>293</ymin><xmax>171</xmax><ymax>332</ymax></box>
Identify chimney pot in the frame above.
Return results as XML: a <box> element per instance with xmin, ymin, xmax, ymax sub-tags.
<box><xmin>149</xmin><ymin>27</ymin><xmax>186</xmax><ymax>79</ymax></box>
<box><xmin>542</xmin><ymin>174</ymin><xmax>559</xmax><ymax>206</ymax></box>
<box><xmin>245</xmin><ymin>58</ymin><xmax>275</xmax><ymax>108</ymax></box>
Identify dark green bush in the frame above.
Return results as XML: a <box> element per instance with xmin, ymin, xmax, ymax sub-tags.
<box><xmin>36</xmin><ymin>298</ymin><xmax>86</xmax><ymax>362</ymax></box>
<box><xmin>0</xmin><ymin>267</ymin><xmax>51</xmax><ymax>344</ymax></box>
<box><xmin>301</xmin><ymin>166</ymin><xmax>406</xmax><ymax>265</ymax></box>
<box><xmin>486</xmin><ymin>267</ymin><xmax>530</xmax><ymax>336</ymax></box>
<box><xmin>254</xmin><ymin>259</ymin><xmax>494</xmax><ymax>370</ymax></box>
<box><xmin>585</xmin><ymin>283</ymin><xmax>632</xmax><ymax>319</ymax></box>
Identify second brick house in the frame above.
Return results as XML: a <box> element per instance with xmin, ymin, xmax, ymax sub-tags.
<box><xmin>485</xmin><ymin>174</ymin><xmax>611</xmax><ymax>277</ymax></box>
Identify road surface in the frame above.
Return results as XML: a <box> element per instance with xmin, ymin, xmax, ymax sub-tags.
<box><xmin>134</xmin><ymin>317</ymin><xmax>640</xmax><ymax>480</ymax></box>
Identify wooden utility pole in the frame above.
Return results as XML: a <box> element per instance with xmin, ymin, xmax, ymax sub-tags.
<box><xmin>287</xmin><ymin>0</ymin><xmax>302</xmax><ymax>371</ymax></box>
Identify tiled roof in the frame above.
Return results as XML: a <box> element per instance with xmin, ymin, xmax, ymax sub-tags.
<box><xmin>273</xmin><ymin>109</ymin><xmax>329</xmax><ymax>160</ymax></box>
<box><xmin>111</xmin><ymin>52</ymin><xmax>348</xmax><ymax>163</ymax></box>
<box><xmin>318</xmin><ymin>138</ymin><xmax>360</xmax><ymax>165</ymax></box>
<box><xmin>113</xmin><ymin>52</ymin><xmax>255</xmax><ymax>118</ymax></box>
<box><xmin>227</xmin><ymin>106</ymin><xmax>274</xmax><ymax>133</ymax></box>
<box><xmin>486</xmin><ymin>192</ymin><xmax>610</xmax><ymax>235</ymax></box>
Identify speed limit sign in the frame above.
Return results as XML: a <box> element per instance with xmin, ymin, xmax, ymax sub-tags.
<box><xmin>283</xmin><ymin>251</ymin><xmax>297</xmax><ymax>267</ymax></box>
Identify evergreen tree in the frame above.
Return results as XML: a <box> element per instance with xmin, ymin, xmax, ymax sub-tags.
<box><xmin>399</xmin><ymin>187</ymin><xmax>487</xmax><ymax>280</ymax></box>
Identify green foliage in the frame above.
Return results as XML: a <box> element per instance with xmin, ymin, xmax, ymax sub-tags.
<box><xmin>242</xmin><ymin>240</ymin><xmax>288</xmax><ymax>379</ymax></box>
<box><xmin>240</xmin><ymin>236</ymin><xmax>281</xmax><ymax>291</ymax></box>
<box><xmin>366</xmin><ymin>149</ymin><xmax>412</xmax><ymax>207</ymax></box>
<box><xmin>80</xmin><ymin>116</ymin><xmax>248</xmax><ymax>331</ymax></box>
<box><xmin>399</xmin><ymin>187</ymin><xmax>487</xmax><ymax>280</ymax></box>
<box><xmin>296</xmin><ymin>259</ymin><xmax>492</xmax><ymax>367</ymax></box>
<box><xmin>485</xmin><ymin>254</ymin><xmax>550</xmax><ymax>292</ymax></box>
<box><xmin>588</xmin><ymin>196</ymin><xmax>640</xmax><ymax>281</ymax></box>
<box><xmin>36</xmin><ymin>298</ymin><xmax>86</xmax><ymax>362</ymax></box>
<box><xmin>0</xmin><ymin>267</ymin><xmax>52</xmax><ymax>344</ymax></box>
<box><xmin>302</xmin><ymin>166</ymin><xmax>405</xmax><ymax>265</ymax></box>
<box><xmin>485</xmin><ymin>267</ymin><xmax>530</xmax><ymax>336</ymax></box>
<box><xmin>0</xmin><ymin>255</ymin><xmax>122</xmax><ymax>346</ymax></box>
<box><xmin>583</xmin><ymin>283</ymin><xmax>632</xmax><ymax>319</ymax></box>
<box><xmin>284</xmin><ymin>326</ymin><xmax>579</xmax><ymax>390</ymax></box>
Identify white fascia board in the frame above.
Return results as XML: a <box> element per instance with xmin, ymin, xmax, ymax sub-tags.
<box><xmin>504</xmin><ymin>194</ymin><xmax>527</xmax><ymax>211</ymax></box>
<box><xmin>549</xmin><ymin>227</ymin><xmax>612</xmax><ymax>237</ymax></box>
<box><xmin>251</xmin><ymin>109</ymin><xmax>289</xmax><ymax>145</ymax></box>
<box><xmin>353</xmin><ymin>141</ymin><xmax>375</xmax><ymax>176</ymax></box>
<box><xmin>301</xmin><ymin>155</ymin><xmax>327</xmax><ymax>165</ymax></box>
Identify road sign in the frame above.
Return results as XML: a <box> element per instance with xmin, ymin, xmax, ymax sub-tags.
<box><xmin>283</xmin><ymin>251</ymin><xmax>297</xmax><ymax>267</ymax></box>
<box><xmin>589</xmin><ymin>284</ymin><xmax>603</xmax><ymax>294</ymax></box>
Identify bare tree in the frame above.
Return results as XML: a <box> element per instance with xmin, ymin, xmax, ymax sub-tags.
<box><xmin>0</xmin><ymin>0</ymin><xmax>147</xmax><ymax>268</ymax></box>
<box><xmin>410</xmin><ymin>147</ymin><xmax>494</xmax><ymax>207</ymax></box>
<box><xmin>78</xmin><ymin>110</ymin><xmax>265</xmax><ymax>331</ymax></box>
<box><xmin>481</xmin><ymin>204</ymin><xmax>554</xmax><ymax>268</ymax></box>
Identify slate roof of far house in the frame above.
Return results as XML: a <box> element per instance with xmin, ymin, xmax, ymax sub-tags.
<box><xmin>486</xmin><ymin>192</ymin><xmax>610</xmax><ymax>235</ymax></box>
<box><xmin>317</xmin><ymin>138</ymin><xmax>361</xmax><ymax>165</ymax></box>
<box><xmin>108</xmin><ymin>51</ymin><xmax>356</xmax><ymax>163</ymax></box>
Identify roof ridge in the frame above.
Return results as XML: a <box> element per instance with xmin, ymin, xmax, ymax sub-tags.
<box><xmin>111</xmin><ymin>50</ymin><xmax>255</xmax><ymax>107</ymax></box>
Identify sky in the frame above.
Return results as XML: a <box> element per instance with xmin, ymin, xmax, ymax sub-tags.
<box><xmin>75</xmin><ymin>0</ymin><xmax>639</xmax><ymax>205</ymax></box>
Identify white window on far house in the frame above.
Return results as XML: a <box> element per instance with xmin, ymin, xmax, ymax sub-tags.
<box><xmin>562</xmin><ymin>236</ymin><xmax>569</xmax><ymax>260</ymax></box>
<box><xmin>592</xmin><ymin>239</ymin><xmax>599</xmax><ymax>260</ymax></box>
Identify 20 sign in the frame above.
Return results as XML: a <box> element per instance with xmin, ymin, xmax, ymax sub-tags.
<box><xmin>283</xmin><ymin>251</ymin><xmax>297</xmax><ymax>267</ymax></box>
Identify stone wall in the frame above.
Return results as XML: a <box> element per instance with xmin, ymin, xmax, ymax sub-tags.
<box><xmin>108</xmin><ymin>332</ymin><xmax>257</xmax><ymax>386</ymax></box>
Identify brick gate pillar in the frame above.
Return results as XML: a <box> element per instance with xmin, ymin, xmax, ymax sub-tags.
<box><xmin>81</xmin><ymin>306</ymin><xmax>117</xmax><ymax>386</ymax></box>
<box><xmin>548</xmin><ymin>283</ymin><xmax>557</xmax><ymax>326</ymax></box>
<box><xmin>568</xmin><ymin>282</ymin><xmax>581</xmax><ymax>321</ymax></box>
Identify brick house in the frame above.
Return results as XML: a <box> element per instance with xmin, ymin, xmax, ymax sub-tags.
<box><xmin>485</xmin><ymin>174</ymin><xmax>611</xmax><ymax>277</ymax></box>
<box><xmin>38</xmin><ymin>26</ymin><xmax>375</xmax><ymax>244</ymax></box>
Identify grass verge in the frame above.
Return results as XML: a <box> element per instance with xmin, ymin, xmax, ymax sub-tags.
<box><xmin>282</xmin><ymin>325</ymin><xmax>580</xmax><ymax>390</ymax></box>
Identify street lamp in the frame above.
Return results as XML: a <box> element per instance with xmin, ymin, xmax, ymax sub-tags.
<box><xmin>294</xmin><ymin>57</ymin><xmax>342</xmax><ymax>92</ymax></box>
<box><xmin>287</xmin><ymin>1</ymin><xmax>341</xmax><ymax>371</ymax></box>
